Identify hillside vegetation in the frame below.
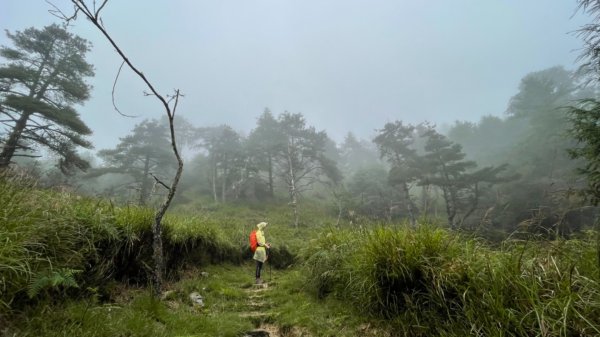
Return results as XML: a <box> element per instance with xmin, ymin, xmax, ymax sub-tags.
<box><xmin>2</xmin><ymin>174</ymin><xmax>600</xmax><ymax>336</ymax></box>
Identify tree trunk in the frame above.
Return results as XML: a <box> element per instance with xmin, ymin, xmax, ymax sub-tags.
<box><xmin>0</xmin><ymin>111</ymin><xmax>32</xmax><ymax>168</ymax></box>
<box><xmin>221</xmin><ymin>166</ymin><xmax>227</xmax><ymax>203</ymax></box>
<box><xmin>421</xmin><ymin>185</ymin><xmax>430</xmax><ymax>219</ymax></box>
<box><xmin>211</xmin><ymin>156</ymin><xmax>218</xmax><ymax>203</ymax></box>
<box><xmin>0</xmin><ymin>51</ymin><xmax>59</xmax><ymax>168</ymax></box>
<box><xmin>448</xmin><ymin>187</ymin><xmax>459</xmax><ymax>228</ymax></box>
<box><xmin>333</xmin><ymin>188</ymin><xmax>343</xmax><ymax>227</ymax></box>
<box><xmin>268</xmin><ymin>154</ymin><xmax>274</xmax><ymax>197</ymax></box>
<box><xmin>139</xmin><ymin>154</ymin><xmax>151</xmax><ymax>206</ymax></box>
<box><xmin>287</xmin><ymin>141</ymin><xmax>299</xmax><ymax>227</ymax></box>
<box><xmin>291</xmin><ymin>192</ymin><xmax>299</xmax><ymax>227</ymax></box>
<box><xmin>459</xmin><ymin>183</ymin><xmax>480</xmax><ymax>229</ymax></box>
<box><xmin>151</xmin><ymin>214</ymin><xmax>164</xmax><ymax>296</ymax></box>
<box><xmin>442</xmin><ymin>186</ymin><xmax>457</xmax><ymax>229</ymax></box>
<box><xmin>439</xmin><ymin>162</ymin><xmax>457</xmax><ymax>228</ymax></box>
<box><xmin>402</xmin><ymin>182</ymin><xmax>417</xmax><ymax>227</ymax></box>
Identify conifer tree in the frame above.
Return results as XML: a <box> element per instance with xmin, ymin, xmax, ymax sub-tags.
<box><xmin>196</xmin><ymin>125</ymin><xmax>244</xmax><ymax>203</ymax></box>
<box><xmin>96</xmin><ymin>119</ymin><xmax>176</xmax><ymax>205</ymax></box>
<box><xmin>247</xmin><ymin>109</ymin><xmax>283</xmax><ymax>198</ymax></box>
<box><xmin>0</xmin><ymin>24</ymin><xmax>94</xmax><ymax>173</ymax></box>
<box><xmin>421</xmin><ymin>128</ymin><xmax>511</xmax><ymax>228</ymax></box>
<box><xmin>374</xmin><ymin>121</ymin><xmax>422</xmax><ymax>226</ymax></box>
<box><xmin>275</xmin><ymin>112</ymin><xmax>339</xmax><ymax>227</ymax></box>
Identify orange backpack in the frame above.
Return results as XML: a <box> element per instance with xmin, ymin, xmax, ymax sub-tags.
<box><xmin>249</xmin><ymin>230</ymin><xmax>258</xmax><ymax>252</ymax></box>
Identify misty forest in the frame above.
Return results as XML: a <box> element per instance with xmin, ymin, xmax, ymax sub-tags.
<box><xmin>2</xmin><ymin>1</ymin><xmax>600</xmax><ymax>336</ymax></box>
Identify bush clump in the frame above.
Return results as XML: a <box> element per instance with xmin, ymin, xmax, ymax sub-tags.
<box><xmin>303</xmin><ymin>225</ymin><xmax>600</xmax><ymax>336</ymax></box>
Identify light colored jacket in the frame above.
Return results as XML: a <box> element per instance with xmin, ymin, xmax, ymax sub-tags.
<box><xmin>253</xmin><ymin>229</ymin><xmax>267</xmax><ymax>263</ymax></box>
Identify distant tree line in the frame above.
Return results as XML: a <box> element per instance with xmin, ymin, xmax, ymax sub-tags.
<box><xmin>2</xmin><ymin>24</ymin><xmax>599</xmax><ymax>236</ymax></box>
<box><xmin>85</xmin><ymin>70</ymin><xmax>597</xmax><ymax>235</ymax></box>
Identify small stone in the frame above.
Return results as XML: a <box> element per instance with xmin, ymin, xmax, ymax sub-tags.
<box><xmin>189</xmin><ymin>291</ymin><xmax>204</xmax><ymax>307</ymax></box>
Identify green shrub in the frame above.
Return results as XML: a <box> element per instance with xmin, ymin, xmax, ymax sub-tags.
<box><xmin>302</xmin><ymin>229</ymin><xmax>358</xmax><ymax>298</ymax></box>
<box><xmin>302</xmin><ymin>224</ymin><xmax>600</xmax><ymax>336</ymax></box>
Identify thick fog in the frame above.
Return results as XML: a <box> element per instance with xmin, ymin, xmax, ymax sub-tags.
<box><xmin>0</xmin><ymin>1</ymin><xmax>591</xmax><ymax>150</ymax></box>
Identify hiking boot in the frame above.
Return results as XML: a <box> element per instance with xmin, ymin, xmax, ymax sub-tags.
<box><xmin>255</xmin><ymin>278</ymin><xmax>263</xmax><ymax>285</ymax></box>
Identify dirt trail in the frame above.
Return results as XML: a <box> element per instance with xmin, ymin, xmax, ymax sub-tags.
<box><xmin>240</xmin><ymin>283</ymin><xmax>281</xmax><ymax>337</ymax></box>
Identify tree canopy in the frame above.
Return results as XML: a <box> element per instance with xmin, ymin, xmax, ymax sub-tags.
<box><xmin>0</xmin><ymin>24</ymin><xmax>94</xmax><ymax>173</ymax></box>
<box><xmin>96</xmin><ymin>119</ymin><xmax>176</xmax><ymax>205</ymax></box>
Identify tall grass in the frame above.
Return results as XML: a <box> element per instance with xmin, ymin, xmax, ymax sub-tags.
<box><xmin>0</xmin><ymin>174</ymin><xmax>245</xmax><ymax>317</ymax></box>
<box><xmin>303</xmin><ymin>225</ymin><xmax>600</xmax><ymax>336</ymax></box>
<box><xmin>0</xmin><ymin>173</ymin><xmax>120</xmax><ymax>314</ymax></box>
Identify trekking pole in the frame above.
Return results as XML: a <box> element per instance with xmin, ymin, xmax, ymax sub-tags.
<box><xmin>267</xmin><ymin>247</ymin><xmax>272</xmax><ymax>283</ymax></box>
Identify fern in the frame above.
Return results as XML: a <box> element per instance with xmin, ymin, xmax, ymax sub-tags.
<box><xmin>27</xmin><ymin>268</ymin><xmax>82</xmax><ymax>298</ymax></box>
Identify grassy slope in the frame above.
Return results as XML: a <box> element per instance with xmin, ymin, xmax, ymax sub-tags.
<box><xmin>3</xmin><ymin>176</ymin><xmax>600</xmax><ymax>336</ymax></box>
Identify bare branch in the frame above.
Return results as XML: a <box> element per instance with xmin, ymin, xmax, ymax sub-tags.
<box><xmin>171</xmin><ymin>89</ymin><xmax>182</xmax><ymax>118</ymax></box>
<box><xmin>95</xmin><ymin>0</ymin><xmax>109</xmax><ymax>19</ymax></box>
<box><xmin>150</xmin><ymin>173</ymin><xmax>170</xmax><ymax>190</ymax></box>
<box><xmin>45</xmin><ymin>0</ymin><xmax>78</xmax><ymax>22</ymax></box>
<box><xmin>70</xmin><ymin>1</ymin><xmax>172</xmax><ymax>114</ymax></box>
<box><xmin>12</xmin><ymin>153</ymin><xmax>43</xmax><ymax>158</ymax></box>
<box><xmin>112</xmin><ymin>60</ymin><xmax>139</xmax><ymax>118</ymax></box>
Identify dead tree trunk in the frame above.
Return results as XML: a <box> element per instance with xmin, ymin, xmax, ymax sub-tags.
<box><xmin>64</xmin><ymin>1</ymin><xmax>185</xmax><ymax>297</ymax></box>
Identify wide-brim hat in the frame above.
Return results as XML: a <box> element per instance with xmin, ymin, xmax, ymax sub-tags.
<box><xmin>257</xmin><ymin>222</ymin><xmax>268</xmax><ymax>229</ymax></box>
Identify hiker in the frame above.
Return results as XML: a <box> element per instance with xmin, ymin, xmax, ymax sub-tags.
<box><xmin>253</xmin><ymin>222</ymin><xmax>270</xmax><ymax>284</ymax></box>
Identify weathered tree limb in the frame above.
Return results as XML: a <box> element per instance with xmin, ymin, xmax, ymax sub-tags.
<box><xmin>52</xmin><ymin>0</ymin><xmax>185</xmax><ymax>296</ymax></box>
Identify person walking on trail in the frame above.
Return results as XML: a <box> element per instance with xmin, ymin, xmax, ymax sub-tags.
<box><xmin>253</xmin><ymin>222</ymin><xmax>270</xmax><ymax>284</ymax></box>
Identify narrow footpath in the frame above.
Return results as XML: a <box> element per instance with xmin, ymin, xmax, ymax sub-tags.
<box><xmin>240</xmin><ymin>282</ymin><xmax>281</xmax><ymax>337</ymax></box>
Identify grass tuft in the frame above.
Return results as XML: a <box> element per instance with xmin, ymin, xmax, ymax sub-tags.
<box><xmin>302</xmin><ymin>225</ymin><xmax>600</xmax><ymax>336</ymax></box>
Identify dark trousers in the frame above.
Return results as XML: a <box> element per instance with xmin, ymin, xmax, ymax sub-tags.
<box><xmin>255</xmin><ymin>261</ymin><xmax>263</xmax><ymax>279</ymax></box>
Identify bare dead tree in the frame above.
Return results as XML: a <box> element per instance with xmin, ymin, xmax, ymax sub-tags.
<box><xmin>50</xmin><ymin>0</ymin><xmax>184</xmax><ymax>296</ymax></box>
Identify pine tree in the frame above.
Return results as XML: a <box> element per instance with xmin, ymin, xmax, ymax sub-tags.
<box><xmin>373</xmin><ymin>121</ymin><xmax>422</xmax><ymax>226</ymax></box>
<box><xmin>247</xmin><ymin>108</ymin><xmax>284</xmax><ymax>198</ymax></box>
<box><xmin>274</xmin><ymin>112</ymin><xmax>339</xmax><ymax>227</ymax></box>
<box><xmin>421</xmin><ymin>128</ymin><xmax>511</xmax><ymax>228</ymax></box>
<box><xmin>196</xmin><ymin>125</ymin><xmax>244</xmax><ymax>203</ymax></box>
<box><xmin>97</xmin><ymin>119</ymin><xmax>176</xmax><ymax>205</ymax></box>
<box><xmin>0</xmin><ymin>24</ymin><xmax>94</xmax><ymax>173</ymax></box>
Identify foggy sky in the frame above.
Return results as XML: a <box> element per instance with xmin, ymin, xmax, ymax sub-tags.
<box><xmin>0</xmin><ymin>1</ymin><xmax>591</xmax><ymax>152</ymax></box>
